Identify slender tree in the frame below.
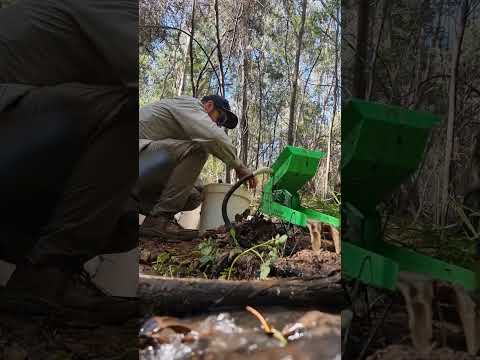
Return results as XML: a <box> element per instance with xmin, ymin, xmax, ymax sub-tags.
<box><xmin>288</xmin><ymin>0</ymin><xmax>308</xmax><ymax>145</ymax></box>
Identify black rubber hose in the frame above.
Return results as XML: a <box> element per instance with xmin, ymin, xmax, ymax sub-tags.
<box><xmin>221</xmin><ymin>174</ymin><xmax>255</xmax><ymax>229</ymax></box>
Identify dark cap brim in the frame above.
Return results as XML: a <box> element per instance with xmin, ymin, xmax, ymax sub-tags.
<box><xmin>221</xmin><ymin>108</ymin><xmax>238</xmax><ymax>129</ymax></box>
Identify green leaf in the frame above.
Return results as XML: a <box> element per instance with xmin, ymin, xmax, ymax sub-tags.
<box><xmin>268</xmin><ymin>249</ymin><xmax>279</xmax><ymax>262</ymax></box>
<box><xmin>199</xmin><ymin>255</ymin><xmax>213</xmax><ymax>265</ymax></box>
<box><xmin>259</xmin><ymin>263</ymin><xmax>271</xmax><ymax>279</ymax></box>
<box><xmin>274</xmin><ymin>234</ymin><xmax>288</xmax><ymax>245</ymax></box>
<box><xmin>153</xmin><ymin>252</ymin><xmax>170</xmax><ymax>268</ymax></box>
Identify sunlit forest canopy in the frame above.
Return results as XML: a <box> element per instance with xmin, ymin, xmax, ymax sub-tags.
<box><xmin>139</xmin><ymin>0</ymin><xmax>341</xmax><ymax>197</ymax></box>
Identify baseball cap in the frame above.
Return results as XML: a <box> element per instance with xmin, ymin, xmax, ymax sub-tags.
<box><xmin>201</xmin><ymin>95</ymin><xmax>238</xmax><ymax>129</ymax></box>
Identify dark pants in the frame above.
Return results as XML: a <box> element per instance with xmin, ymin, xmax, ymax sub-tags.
<box><xmin>135</xmin><ymin>140</ymin><xmax>206</xmax><ymax>217</ymax></box>
<box><xmin>0</xmin><ymin>87</ymin><xmax>137</xmax><ymax>268</ymax></box>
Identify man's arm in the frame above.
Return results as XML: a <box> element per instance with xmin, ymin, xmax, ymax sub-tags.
<box><xmin>169</xmin><ymin>98</ymin><xmax>257</xmax><ymax>188</ymax></box>
<box><xmin>169</xmin><ymin>99</ymin><xmax>241</xmax><ymax>167</ymax></box>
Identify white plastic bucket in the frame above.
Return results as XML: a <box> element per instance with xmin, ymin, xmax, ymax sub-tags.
<box><xmin>83</xmin><ymin>248</ymin><xmax>139</xmax><ymax>297</ymax></box>
<box><xmin>198</xmin><ymin>183</ymin><xmax>250</xmax><ymax>232</ymax></box>
<box><xmin>176</xmin><ymin>205</ymin><xmax>202</xmax><ymax>230</ymax></box>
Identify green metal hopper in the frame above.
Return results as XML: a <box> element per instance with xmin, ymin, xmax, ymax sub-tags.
<box><xmin>259</xmin><ymin>145</ymin><xmax>340</xmax><ymax>229</ymax></box>
<box><xmin>342</xmin><ymin>99</ymin><xmax>438</xmax><ymax>213</ymax></box>
<box><xmin>342</xmin><ymin>98</ymin><xmax>479</xmax><ymax>292</ymax></box>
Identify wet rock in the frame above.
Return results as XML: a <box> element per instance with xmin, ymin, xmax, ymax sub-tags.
<box><xmin>140</xmin><ymin>316</ymin><xmax>194</xmax><ymax>337</ymax></box>
<box><xmin>282</xmin><ymin>311</ymin><xmax>341</xmax><ymax>339</ymax></box>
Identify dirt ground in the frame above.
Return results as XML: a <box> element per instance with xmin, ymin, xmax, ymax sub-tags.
<box><xmin>138</xmin><ymin>215</ymin><xmax>342</xmax><ymax>359</ymax></box>
<box><xmin>344</xmin><ymin>291</ymin><xmax>480</xmax><ymax>359</ymax></box>
<box><xmin>139</xmin><ymin>214</ymin><xmax>340</xmax><ymax>281</ymax></box>
<box><xmin>0</xmin><ymin>312</ymin><xmax>138</xmax><ymax>360</ymax></box>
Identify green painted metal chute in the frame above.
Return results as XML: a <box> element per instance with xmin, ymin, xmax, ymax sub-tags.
<box><xmin>259</xmin><ymin>145</ymin><xmax>340</xmax><ymax>229</ymax></box>
<box><xmin>342</xmin><ymin>98</ymin><xmax>479</xmax><ymax>292</ymax></box>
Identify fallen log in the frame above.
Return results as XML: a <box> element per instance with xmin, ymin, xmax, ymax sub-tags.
<box><xmin>138</xmin><ymin>274</ymin><xmax>344</xmax><ymax>315</ymax></box>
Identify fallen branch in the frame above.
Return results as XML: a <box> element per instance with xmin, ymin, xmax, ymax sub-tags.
<box><xmin>138</xmin><ymin>274</ymin><xmax>344</xmax><ymax>315</ymax></box>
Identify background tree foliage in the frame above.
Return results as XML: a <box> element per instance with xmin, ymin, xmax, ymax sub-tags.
<box><xmin>343</xmin><ymin>0</ymin><xmax>480</xmax><ymax>264</ymax></box>
<box><xmin>0</xmin><ymin>0</ymin><xmax>15</xmax><ymax>8</ymax></box>
<box><xmin>139</xmin><ymin>0</ymin><xmax>341</xmax><ymax>199</ymax></box>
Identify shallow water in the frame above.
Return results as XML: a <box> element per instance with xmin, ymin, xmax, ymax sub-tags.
<box><xmin>140</xmin><ymin>307</ymin><xmax>341</xmax><ymax>360</ymax></box>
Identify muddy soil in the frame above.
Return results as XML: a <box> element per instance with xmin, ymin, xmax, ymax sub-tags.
<box><xmin>0</xmin><ymin>312</ymin><xmax>138</xmax><ymax>359</ymax></box>
<box><xmin>273</xmin><ymin>249</ymin><xmax>340</xmax><ymax>278</ymax></box>
<box><xmin>140</xmin><ymin>215</ymin><xmax>339</xmax><ymax>281</ymax></box>
<box><xmin>138</xmin><ymin>215</ymin><xmax>342</xmax><ymax>359</ymax></box>
<box><xmin>344</xmin><ymin>295</ymin><xmax>479</xmax><ymax>359</ymax></box>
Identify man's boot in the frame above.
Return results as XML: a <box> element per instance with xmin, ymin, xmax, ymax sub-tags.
<box><xmin>139</xmin><ymin>213</ymin><xmax>198</xmax><ymax>240</ymax></box>
<box><xmin>2</xmin><ymin>260</ymin><xmax>137</xmax><ymax>324</ymax></box>
<box><xmin>59</xmin><ymin>269</ymin><xmax>138</xmax><ymax>324</ymax></box>
<box><xmin>2</xmin><ymin>260</ymin><xmax>69</xmax><ymax>314</ymax></box>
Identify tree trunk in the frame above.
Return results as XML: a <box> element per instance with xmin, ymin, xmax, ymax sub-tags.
<box><xmin>269</xmin><ymin>106</ymin><xmax>281</xmax><ymax>166</ymax></box>
<box><xmin>365</xmin><ymin>0</ymin><xmax>389</xmax><ymax>100</ymax></box>
<box><xmin>177</xmin><ymin>20</ymin><xmax>190</xmax><ymax>96</ymax></box>
<box><xmin>239</xmin><ymin>7</ymin><xmax>250</xmax><ymax>166</ymax></box>
<box><xmin>240</xmin><ymin>53</ymin><xmax>249</xmax><ymax>165</ymax></box>
<box><xmin>324</xmin><ymin>6</ymin><xmax>340</xmax><ymax>199</ymax></box>
<box><xmin>255</xmin><ymin>56</ymin><xmax>264</xmax><ymax>170</ymax></box>
<box><xmin>138</xmin><ymin>274</ymin><xmax>344</xmax><ymax>315</ymax></box>
<box><xmin>189</xmin><ymin>0</ymin><xmax>197</xmax><ymax>97</ymax></box>
<box><xmin>213</xmin><ymin>0</ymin><xmax>230</xmax><ymax>181</ymax></box>
<box><xmin>287</xmin><ymin>0</ymin><xmax>308</xmax><ymax>145</ymax></box>
<box><xmin>295</xmin><ymin>49</ymin><xmax>323</xmax><ymax>146</ymax></box>
<box><xmin>214</xmin><ymin>0</ymin><xmax>225</xmax><ymax>96</ymax></box>
<box><xmin>440</xmin><ymin>0</ymin><xmax>468</xmax><ymax>226</ymax></box>
<box><xmin>353</xmin><ymin>0</ymin><xmax>369</xmax><ymax>99</ymax></box>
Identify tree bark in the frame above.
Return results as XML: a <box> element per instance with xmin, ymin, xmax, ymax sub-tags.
<box><xmin>189</xmin><ymin>0</ymin><xmax>197</xmax><ymax>97</ymax></box>
<box><xmin>213</xmin><ymin>0</ymin><xmax>230</xmax><ymax>181</ymax></box>
<box><xmin>440</xmin><ymin>0</ymin><xmax>468</xmax><ymax>226</ymax></box>
<box><xmin>239</xmin><ymin>4</ymin><xmax>250</xmax><ymax>165</ymax></box>
<box><xmin>240</xmin><ymin>53</ymin><xmax>249</xmax><ymax>165</ymax></box>
<box><xmin>269</xmin><ymin>105</ymin><xmax>281</xmax><ymax>166</ymax></box>
<box><xmin>138</xmin><ymin>274</ymin><xmax>344</xmax><ymax>315</ymax></box>
<box><xmin>177</xmin><ymin>18</ymin><xmax>191</xmax><ymax>96</ymax></box>
<box><xmin>324</xmin><ymin>6</ymin><xmax>340</xmax><ymax>199</ymax></box>
<box><xmin>287</xmin><ymin>0</ymin><xmax>308</xmax><ymax>145</ymax></box>
<box><xmin>353</xmin><ymin>0</ymin><xmax>369</xmax><ymax>99</ymax></box>
<box><xmin>255</xmin><ymin>55</ymin><xmax>264</xmax><ymax>170</ymax></box>
<box><xmin>365</xmin><ymin>0</ymin><xmax>389</xmax><ymax>100</ymax></box>
<box><xmin>214</xmin><ymin>0</ymin><xmax>225</xmax><ymax>96</ymax></box>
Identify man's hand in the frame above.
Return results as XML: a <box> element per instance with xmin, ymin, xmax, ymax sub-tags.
<box><xmin>235</xmin><ymin>165</ymin><xmax>257</xmax><ymax>189</ymax></box>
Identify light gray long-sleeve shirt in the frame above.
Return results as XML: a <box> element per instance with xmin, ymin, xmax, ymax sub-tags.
<box><xmin>139</xmin><ymin>96</ymin><xmax>242</xmax><ymax>168</ymax></box>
